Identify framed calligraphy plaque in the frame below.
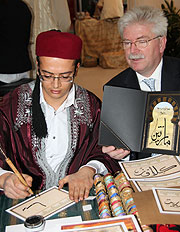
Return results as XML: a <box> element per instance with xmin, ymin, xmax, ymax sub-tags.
<box><xmin>61</xmin><ymin>215</ymin><xmax>141</xmax><ymax>232</ymax></box>
<box><xmin>132</xmin><ymin>174</ymin><xmax>180</xmax><ymax>192</ymax></box>
<box><xmin>6</xmin><ymin>186</ymin><xmax>75</xmax><ymax>221</ymax></box>
<box><xmin>152</xmin><ymin>187</ymin><xmax>180</xmax><ymax>214</ymax></box>
<box><xmin>132</xmin><ymin>189</ymin><xmax>180</xmax><ymax>225</ymax></box>
<box><xmin>143</xmin><ymin>94</ymin><xmax>180</xmax><ymax>154</ymax></box>
<box><xmin>62</xmin><ymin>222</ymin><xmax>128</xmax><ymax>232</ymax></box>
<box><xmin>119</xmin><ymin>155</ymin><xmax>180</xmax><ymax>180</ymax></box>
<box><xmin>99</xmin><ymin>86</ymin><xmax>180</xmax><ymax>155</ymax></box>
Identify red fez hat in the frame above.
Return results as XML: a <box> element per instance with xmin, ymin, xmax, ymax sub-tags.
<box><xmin>36</xmin><ymin>30</ymin><xmax>82</xmax><ymax>60</ymax></box>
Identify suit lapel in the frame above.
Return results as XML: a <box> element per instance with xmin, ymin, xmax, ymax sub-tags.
<box><xmin>161</xmin><ymin>56</ymin><xmax>180</xmax><ymax>91</ymax></box>
<box><xmin>125</xmin><ymin>68</ymin><xmax>141</xmax><ymax>90</ymax></box>
<box><xmin>161</xmin><ymin>57</ymin><xmax>170</xmax><ymax>91</ymax></box>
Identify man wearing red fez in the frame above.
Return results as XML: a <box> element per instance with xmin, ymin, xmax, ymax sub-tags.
<box><xmin>0</xmin><ymin>30</ymin><xmax>119</xmax><ymax>201</ymax></box>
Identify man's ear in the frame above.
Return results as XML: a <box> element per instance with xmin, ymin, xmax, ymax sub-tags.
<box><xmin>36</xmin><ymin>60</ymin><xmax>40</xmax><ymax>76</ymax></box>
<box><xmin>160</xmin><ymin>36</ymin><xmax>167</xmax><ymax>53</ymax></box>
<box><xmin>76</xmin><ymin>62</ymin><xmax>80</xmax><ymax>70</ymax></box>
<box><xmin>74</xmin><ymin>62</ymin><xmax>80</xmax><ymax>76</ymax></box>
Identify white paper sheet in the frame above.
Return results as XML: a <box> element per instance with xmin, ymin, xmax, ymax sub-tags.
<box><xmin>6</xmin><ymin>186</ymin><xmax>75</xmax><ymax>221</ymax></box>
<box><xmin>6</xmin><ymin>216</ymin><xmax>82</xmax><ymax>232</ymax></box>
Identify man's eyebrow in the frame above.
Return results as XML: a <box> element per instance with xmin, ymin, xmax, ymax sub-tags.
<box><xmin>136</xmin><ymin>36</ymin><xmax>149</xmax><ymax>40</ymax></box>
<box><xmin>41</xmin><ymin>69</ymin><xmax>73</xmax><ymax>75</ymax></box>
<box><xmin>123</xmin><ymin>36</ymin><xmax>148</xmax><ymax>41</ymax></box>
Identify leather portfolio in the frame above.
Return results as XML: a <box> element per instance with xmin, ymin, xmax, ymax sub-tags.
<box><xmin>99</xmin><ymin>86</ymin><xmax>180</xmax><ymax>155</ymax></box>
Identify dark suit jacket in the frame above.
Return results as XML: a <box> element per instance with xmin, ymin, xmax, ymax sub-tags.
<box><xmin>105</xmin><ymin>56</ymin><xmax>180</xmax><ymax>159</ymax></box>
<box><xmin>105</xmin><ymin>56</ymin><xmax>180</xmax><ymax>91</ymax></box>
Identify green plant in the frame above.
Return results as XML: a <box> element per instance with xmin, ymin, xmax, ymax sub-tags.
<box><xmin>161</xmin><ymin>0</ymin><xmax>180</xmax><ymax>57</ymax></box>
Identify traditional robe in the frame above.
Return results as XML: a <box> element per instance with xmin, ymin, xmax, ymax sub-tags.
<box><xmin>0</xmin><ymin>81</ymin><xmax>120</xmax><ymax>191</ymax></box>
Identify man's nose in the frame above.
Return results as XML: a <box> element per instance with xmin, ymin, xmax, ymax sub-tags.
<box><xmin>52</xmin><ymin>77</ymin><xmax>62</xmax><ymax>88</ymax></box>
<box><xmin>130</xmin><ymin>42</ymin><xmax>139</xmax><ymax>53</ymax></box>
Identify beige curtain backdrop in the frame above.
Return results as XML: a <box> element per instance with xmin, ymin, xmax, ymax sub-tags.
<box><xmin>127</xmin><ymin>0</ymin><xmax>180</xmax><ymax>10</ymax></box>
<box><xmin>23</xmin><ymin>0</ymin><xmax>71</xmax><ymax>76</ymax></box>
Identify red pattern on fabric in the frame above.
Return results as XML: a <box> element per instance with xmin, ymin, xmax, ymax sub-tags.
<box><xmin>156</xmin><ymin>224</ymin><xmax>180</xmax><ymax>232</ymax></box>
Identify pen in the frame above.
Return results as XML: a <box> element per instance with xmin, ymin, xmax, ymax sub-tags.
<box><xmin>0</xmin><ymin>146</ymin><xmax>34</xmax><ymax>195</ymax></box>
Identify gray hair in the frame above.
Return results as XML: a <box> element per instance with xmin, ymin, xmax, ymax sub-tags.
<box><xmin>118</xmin><ymin>6</ymin><xmax>168</xmax><ymax>38</ymax></box>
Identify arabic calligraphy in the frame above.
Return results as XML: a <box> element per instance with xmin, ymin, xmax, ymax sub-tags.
<box><xmin>150</xmin><ymin>118</ymin><xmax>170</xmax><ymax>146</ymax></box>
<box><xmin>153</xmin><ymin>188</ymin><xmax>180</xmax><ymax>213</ymax></box>
<box><xmin>134</xmin><ymin>164</ymin><xmax>177</xmax><ymax>178</ymax></box>
<box><xmin>164</xmin><ymin>199</ymin><xmax>180</xmax><ymax>208</ymax></box>
<box><xmin>146</xmin><ymin>102</ymin><xmax>175</xmax><ymax>150</ymax></box>
<box><xmin>22</xmin><ymin>202</ymin><xmax>46</xmax><ymax>211</ymax></box>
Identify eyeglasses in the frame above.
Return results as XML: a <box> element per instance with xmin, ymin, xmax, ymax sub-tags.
<box><xmin>122</xmin><ymin>36</ymin><xmax>162</xmax><ymax>50</ymax></box>
<box><xmin>38</xmin><ymin>69</ymin><xmax>75</xmax><ymax>83</ymax></box>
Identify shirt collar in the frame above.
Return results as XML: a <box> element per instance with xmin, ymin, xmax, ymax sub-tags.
<box><xmin>40</xmin><ymin>82</ymin><xmax>75</xmax><ymax>111</ymax></box>
<box><xmin>137</xmin><ymin>58</ymin><xmax>163</xmax><ymax>82</ymax></box>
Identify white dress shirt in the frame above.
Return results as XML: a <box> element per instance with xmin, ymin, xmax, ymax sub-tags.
<box><xmin>0</xmin><ymin>84</ymin><xmax>107</xmax><ymax>180</ymax></box>
<box><xmin>136</xmin><ymin>59</ymin><xmax>163</xmax><ymax>92</ymax></box>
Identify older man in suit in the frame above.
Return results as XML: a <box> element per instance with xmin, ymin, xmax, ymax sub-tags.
<box><xmin>102</xmin><ymin>6</ymin><xmax>180</xmax><ymax>160</ymax></box>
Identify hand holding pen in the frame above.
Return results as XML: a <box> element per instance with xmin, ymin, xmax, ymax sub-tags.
<box><xmin>0</xmin><ymin>146</ymin><xmax>34</xmax><ymax>199</ymax></box>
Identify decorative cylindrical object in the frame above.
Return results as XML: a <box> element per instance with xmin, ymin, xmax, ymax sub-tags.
<box><xmin>104</xmin><ymin>173</ymin><xmax>126</xmax><ymax>217</ymax></box>
<box><xmin>94</xmin><ymin>174</ymin><xmax>111</xmax><ymax>218</ymax></box>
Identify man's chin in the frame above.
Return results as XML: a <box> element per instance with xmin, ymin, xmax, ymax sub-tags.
<box><xmin>129</xmin><ymin>60</ymin><xmax>145</xmax><ymax>70</ymax></box>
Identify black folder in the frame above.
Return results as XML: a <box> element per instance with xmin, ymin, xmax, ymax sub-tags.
<box><xmin>99</xmin><ymin>86</ymin><xmax>180</xmax><ymax>155</ymax></box>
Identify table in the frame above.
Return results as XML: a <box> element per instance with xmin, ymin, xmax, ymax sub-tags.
<box><xmin>75</xmin><ymin>18</ymin><xmax>126</xmax><ymax>68</ymax></box>
<box><xmin>1</xmin><ymin>189</ymin><xmax>174</xmax><ymax>232</ymax></box>
<box><xmin>0</xmin><ymin>190</ymin><xmax>99</xmax><ymax>232</ymax></box>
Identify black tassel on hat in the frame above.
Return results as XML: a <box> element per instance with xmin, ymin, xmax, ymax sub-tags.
<box><xmin>32</xmin><ymin>75</ymin><xmax>48</xmax><ymax>138</ymax></box>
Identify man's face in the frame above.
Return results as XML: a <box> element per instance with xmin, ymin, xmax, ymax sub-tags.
<box><xmin>122</xmin><ymin>23</ymin><xmax>167</xmax><ymax>77</ymax></box>
<box><xmin>37</xmin><ymin>56</ymin><xmax>77</xmax><ymax>109</ymax></box>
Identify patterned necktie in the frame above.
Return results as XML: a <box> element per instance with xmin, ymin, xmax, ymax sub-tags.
<box><xmin>142</xmin><ymin>78</ymin><xmax>155</xmax><ymax>91</ymax></box>
<box><xmin>142</xmin><ymin>78</ymin><xmax>157</xmax><ymax>158</ymax></box>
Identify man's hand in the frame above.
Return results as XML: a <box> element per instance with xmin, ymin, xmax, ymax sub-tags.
<box><xmin>0</xmin><ymin>173</ymin><xmax>33</xmax><ymax>199</ymax></box>
<box><xmin>102</xmin><ymin>146</ymin><xmax>130</xmax><ymax>160</ymax></box>
<box><xmin>58</xmin><ymin>166</ymin><xmax>95</xmax><ymax>203</ymax></box>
